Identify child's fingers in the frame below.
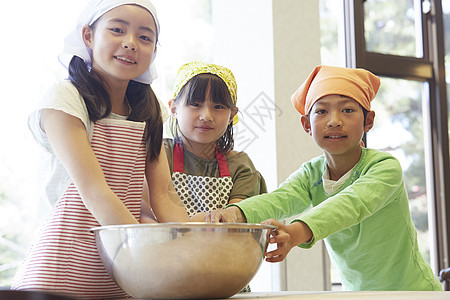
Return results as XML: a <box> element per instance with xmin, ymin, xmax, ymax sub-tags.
<box><xmin>265</xmin><ymin>247</ymin><xmax>282</xmax><ymax>258</ymax></box>
<box><xmin>204</xmin><ymin>211</ymin><xmax>214</xmax><ymax>222</ymax></box>
<box><xmin>265</xmin><ymin>247</ymin><xmax>286</xmax><ymax>262</ymax></box>
<box><xmin>205</xmin><ymin>210</ymin><xmax>225</xmax><ymax>223</ymax></box>
<box><xmin>262</xmin><ymin>219</ymin><xmax>283</xmax><ymax>240</ymax></box>
<box><xmin>265</xmin><ymin>255</ymin><xmax>284</xmax><ymax>263</ymax></box>
<box><xmin>261</xmin><ymin>218</ymin><xmax>281</xmax><ymax>227</ymax></box>
<box><xmin>269</xmin><ymin>230</ymin><xmax>289</xmax><ymax>244</ymax></box>
<box><xmin>261</xmin><ymin>218</ymin><xmax>290</xmax><ymax>262</ymax></box>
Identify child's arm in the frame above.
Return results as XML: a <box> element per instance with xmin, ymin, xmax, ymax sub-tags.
<box><xmin>263</xmin><ymin>219</ymin><xmax>313</xmax><ymax>263</ymax></box>
<box><xmin>140</xmin><ymin>180</ymin><xmax>158</xmax><ymax>223</ymax></box>
<box><xmin>188</xmin><ymin>199</ymin><xmax>243</xmax><ymax>221</ymax></box>
<box><xmin>189</xmin><ymin>212</ymin><xmax>208</xmax><ymax>222</ymax></box>
<box><xmin>228</xmin><ymin>198</ymin><xmax>244</xmax><ymax>204</ymax></box>
<box><xmin>41</xmin><ymin>109</ymin><xmax>139</xmax><ymax>225</ymax></box>
<box><xmin>205</xmin><ymin>206</ymin><xmax>247</xmax><ymax>223</ymax></box>
<box><xmin>145</xmin><ymin>144</ymin><xmax>190</xmax><ymax>222</ymax></box>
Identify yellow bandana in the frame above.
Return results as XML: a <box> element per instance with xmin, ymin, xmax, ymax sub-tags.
<box><xmin>173</xmin><ymin>61</ymin><xmax>237</xmax><ymax>105</ymax></box>
<box><xmin>172</xmin><ymin>61</ymin><xmax>238</xmax><ymax>124</ymax></box>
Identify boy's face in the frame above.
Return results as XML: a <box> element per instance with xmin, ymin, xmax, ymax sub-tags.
<box><xmin>301</xmin><ymin>95</ymin><xmax>375</xmax><ymax>157</ymax></box>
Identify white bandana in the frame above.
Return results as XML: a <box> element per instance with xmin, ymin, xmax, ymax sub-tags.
<box><xmin>59</xmin><ymin>0</ymin><xmax>160</xmax><ymax>84</ymax></box>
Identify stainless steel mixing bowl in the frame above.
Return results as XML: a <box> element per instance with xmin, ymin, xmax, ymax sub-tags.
<box><xmin>90</xmin><ymin>222</ymin><xmax>275</xmax><ymax>299</ymax></box>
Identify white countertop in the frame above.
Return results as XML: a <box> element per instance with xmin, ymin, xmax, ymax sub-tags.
<box><xmin>123</xmin><ymin>291</ymin><xmax>450</xmax><ymax>299</ymax></box>
<box><xmin>229</xmin><ymin>291</ymin><xmax>450</xmax><ymax>300</ymax></box>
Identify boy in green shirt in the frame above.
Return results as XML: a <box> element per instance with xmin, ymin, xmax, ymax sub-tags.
<box><xmin>207</xmin><ymin>65</ymin><xmax>442</xmax><ymax>291</ymax></box>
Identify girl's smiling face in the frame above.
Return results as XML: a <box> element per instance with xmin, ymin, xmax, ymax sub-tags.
<box><xmin>82</xmin><ymin>4</ymin><xmax>157</xmax><ymax>85</ymax></box>
<box><xmin>301</xmin><ymin>94</ymin><xmax>375</xmax><ymax>159</ymax></box>
<box><xmin>170</xmin><ymin>83</ymin><xmax>237</xmax><ymax>153</ymax></box>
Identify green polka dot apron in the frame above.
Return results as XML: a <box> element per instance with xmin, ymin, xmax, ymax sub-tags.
<box><xmin>171</xmin><ymin>142</ymin><xmax>233</xmax><ymax>217</ymax></box>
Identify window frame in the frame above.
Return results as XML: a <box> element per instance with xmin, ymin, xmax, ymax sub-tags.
<box><xmin>343</xmin><ymin>0</ymin><xmax>450</xmax><ymax>272</ymax></box>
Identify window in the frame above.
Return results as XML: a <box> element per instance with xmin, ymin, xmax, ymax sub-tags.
<box><xmin>320</xmin><ymin>0</ymin><xmax>450</xmax><ymax>287</ymax></box>
<box><xmin>370</xmin><ymin>77</ymin><xmax>431</xmax><ymax>264</ymax></box>
<box><xmin>364</xmin><ymin>0</ymin><xmax>423</xmax><ymax>57</ymax></box>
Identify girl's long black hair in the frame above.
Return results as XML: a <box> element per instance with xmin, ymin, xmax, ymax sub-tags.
<box><xmin>68</xmin><ymin>55</ymin><xmax>163</xmax><ymax>162</ymax></box>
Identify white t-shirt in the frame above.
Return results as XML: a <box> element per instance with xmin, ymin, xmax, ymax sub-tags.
<box><xmin>28</xmin><ymin>80</ymin><xmax>93</xmax><ymax>214</ymax></box>
<box><xmin>322</xmin><ymin>167</ymin><xmax>353</xmax><ymax>195</ymax></box>
<box><xmin>29</xmin><ymin>80</ymin><xmax>168</xmax><ymax>215</ymax></box>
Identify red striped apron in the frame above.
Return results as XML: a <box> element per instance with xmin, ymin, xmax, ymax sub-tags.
<box><xmin>11</xmin><ymin>118</ymin><xmax>146</xmax><ymax>299</ymax></box>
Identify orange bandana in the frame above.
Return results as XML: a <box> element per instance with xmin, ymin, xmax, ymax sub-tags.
<box><xmin>291</xmin><ymin>65</ymin><xmax>380</xmax><ymax>115</ymax></box>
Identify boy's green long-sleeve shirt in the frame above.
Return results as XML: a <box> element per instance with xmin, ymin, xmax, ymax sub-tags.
<box><xmin>233</xmin><ymin>148</ymin><xmax>442</xmax><ymax>291</ymax></box>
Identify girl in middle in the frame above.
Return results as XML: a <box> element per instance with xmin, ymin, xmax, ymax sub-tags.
<box><xmin>164</xmin><ymin>61</ymin><xmax>267</xmax><ymax>221</ymax></box>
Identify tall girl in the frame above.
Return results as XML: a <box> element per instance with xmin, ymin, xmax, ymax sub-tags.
<box><xmin>11</xmin><ymin>0</ymin><xmax>188</xmax><ymax>298</ymax></box>
<box><xmin>165</xmin><ymin>61</ymin><xmax>267</xmax><ymax>221</ymax></box>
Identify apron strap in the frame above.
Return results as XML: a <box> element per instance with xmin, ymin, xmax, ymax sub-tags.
<box><xmin>172</xmin><ymin>142</ymin><xmax>230</xmax><ymax>177</ymax></box>
<box><xmin>215</xmin><ymin>146</ymin><xmax>230</xmax><ymax>177</ymax></box>
<box><xmin>173</xmin><ymin>142</ymin><xmax>184</xmax><ymax>173</ymax></box>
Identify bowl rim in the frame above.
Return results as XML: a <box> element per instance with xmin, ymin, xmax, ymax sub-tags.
<box><xmin>89</xmin><ymin>222</ymin><xmax>276</xmax><ymax>232</ymax></box>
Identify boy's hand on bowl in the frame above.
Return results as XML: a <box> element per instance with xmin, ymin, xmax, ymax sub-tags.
<box><xmin>204</xmin><ymin>206</ymin><xmax>247</xmax><ymax>223</ymax></box>
<box><xmin>262</xmin><ymin>219</ymin><xmax>292</xmax><ymax>262</ymax></box>
<box><xmin>262</xmin><ymin>219</ymin><xmax>313</xmax><ymax>263</ymax></box>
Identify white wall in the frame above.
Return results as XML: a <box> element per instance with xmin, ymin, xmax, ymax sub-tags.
<box><xmin>211</xmin><ymin>0</ymin><xmax>277</xmax><ymax>191</ymax></box>
<box><xmin>272</xmin><ymin>1</ymin><xmax>329</xmax><ymax>292</ymax></box>
<box><xmin>212</xmin><ymin>0</ymin><xmax>329</xmax><ymax>292</ymax></box>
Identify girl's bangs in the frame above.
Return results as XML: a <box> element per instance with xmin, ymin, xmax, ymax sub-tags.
<box><xmin>182</xmin><ymin>74</ymin><xmax>233</xmax><ymax>107</ymax></box>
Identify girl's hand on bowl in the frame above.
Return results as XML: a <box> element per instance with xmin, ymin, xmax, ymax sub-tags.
<box><xmin>204</xmin><ymin>206</ymin><xmax>247</xmax><ymax>223</ymax></box>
